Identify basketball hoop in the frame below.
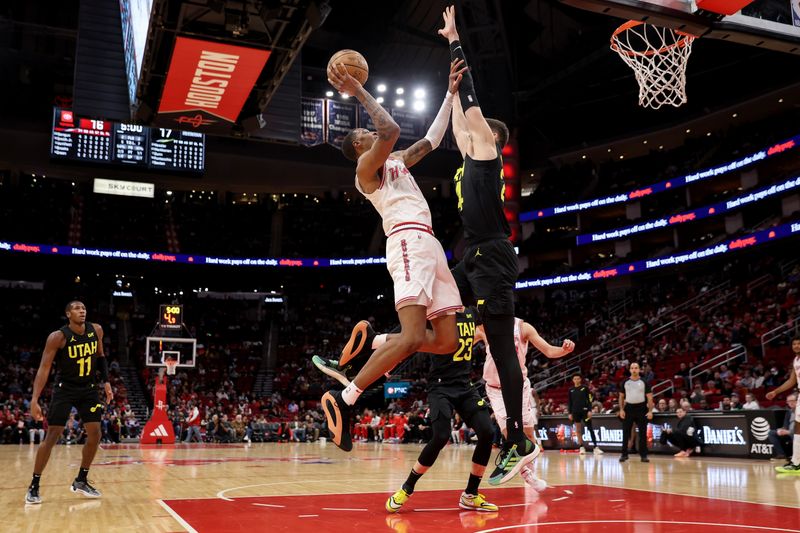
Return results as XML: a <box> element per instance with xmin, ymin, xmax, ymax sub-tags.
<box><xmin>611</xmin><ymin>21</ymin><xmax>697</xmax><ymax>109</ymax></box>
<box><xmin>165</xmin><ymin>359</ymin><xmax>178</xmax><ymax>376</ymax></box>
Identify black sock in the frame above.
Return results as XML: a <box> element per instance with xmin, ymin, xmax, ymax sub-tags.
<box><xmin>77</xmin><ymin>467</ymin><xmax>89</xmax><ymax>482</ymax></box>
<box><xmin>465</xmin><ymin>473</ymin><xmax>482</xmax><ymax>496</ymax></box>
<box><xmin>485</xmin><ymin>315</ymin><xmax>525</xmax><ymax>443</ymax></box>
<box><xmin>449</xmin><ymin>40</ymin><xmax>480</xmax><ymax>111</ymax></box>
<box><xmin>31</xmin><ymin>473</ymin><xmax>41</xmax><ymax>488</ymax></box>
<box><xmin>402</xmin><ymin>469</ymin><xmax>423</xmax><ymax>495</ymax></box>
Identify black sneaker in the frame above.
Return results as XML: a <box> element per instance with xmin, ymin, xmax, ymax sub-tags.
<box><xmin>340</xmin><ymin>320</ymin><xmax>376</xmax><ymax>366</ymax></box>
<box><xmin>25</xmin><ymin>485</ymin><xmax>41</xmax><ymax>505</ymax></box>
<box><xmin>312</xmin><ymin>355</ymin><xmax>351</xmax><ymax>387</ymax></box>
<box><xmin>71</xmin><ymin>479</ymin><xmax>102</xmax><ymax>498</ymax></box>
<box><xmin>619</xmin><ymin>455</ymin><xmax>629</xmax><ymax>463</ymax></box>
<box><xmin>322</xmin><ymin>390</ymin><xmax>353</xmax><ymax>451</ymax></box>
<box><xmin>488</xmin><ymin>439</ymin><xmax>540</xmax><ymax>485</ymax></box>
<box><xmin>641</xmin><ymin>457</ymin><xmax>650</xmax><ymax>463</ymax></box>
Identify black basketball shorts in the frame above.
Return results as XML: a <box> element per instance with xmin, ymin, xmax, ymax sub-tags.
<box><xmin>451</xmin><ymin>238</ymin><xmax>517</xmax><ymax>318</ymax></box>
<box><xmin>47</xmin><ymin>382</ymin><xmax>104</xmax><ymax>426</ymax></box>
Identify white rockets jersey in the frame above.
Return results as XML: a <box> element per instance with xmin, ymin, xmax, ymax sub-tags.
<box><xmin>483</xmin><ymin>318</ymin><xmax>529</xmax><ymax>387</ymax></box>
<box><xmin>794</xmin><ymin>356</ymin><xmax>800</xmax><ymax>387</ymax></box>
<box><xmin>355</xmin><ymin>157</ymin><xmax>433</xmax><ymax>236</ymax></box>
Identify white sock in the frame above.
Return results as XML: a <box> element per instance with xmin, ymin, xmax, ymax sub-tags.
<box><xmin>521</xmin><ymin>464</ymin><xmax>533</xmax><ymax>476</ymax></box>
<box><xmin>341</xmin><ymin>382</ymin><xmax>363</xmax><ymax>406</ymax></box>
<box><xmin>792</xmin><ymin>435</ymin><xmax>800</xmax><ymax>465</ymax></box>
<box><xmin>372</xmin><ymin>334</ymin><xmax>388</xmax><ymax>350</ymax></box>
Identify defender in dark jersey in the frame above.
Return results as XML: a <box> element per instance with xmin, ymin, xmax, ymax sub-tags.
<box><xmin>25</xmin><ymin>301</ymin><xmax>113</xmax><ymax>505</ymax></box>
<box><xmin>439</xmin><ymin>5</ymin><xmax>536</xmax><ymax>485</ymax></box>
<box><xmin>313</xmin><ymin>311</ymin><xmax>498</xmax><ymax>512</ymax></box>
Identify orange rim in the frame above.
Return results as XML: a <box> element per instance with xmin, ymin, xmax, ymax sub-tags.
<box><xmin>611</xmin><ymin>20</ymin><xmax>697</xmax><ymax>57</ymax></box>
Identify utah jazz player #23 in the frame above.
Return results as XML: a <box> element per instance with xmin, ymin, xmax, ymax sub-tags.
<box><xmin>25</xmin><ymin>301</ymin><xmax>113</xmax><ymax>505</ymax></box>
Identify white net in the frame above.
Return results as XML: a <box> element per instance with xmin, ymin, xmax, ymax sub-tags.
<box><xmin>165</xmin><ymin>360</ymin><xmax>178</xmax><ymax>375</ymax></box>
<box><xmin>611</xmin><ymin>21</ymin><xmax>696</xmax><ymax>109</ymax></box>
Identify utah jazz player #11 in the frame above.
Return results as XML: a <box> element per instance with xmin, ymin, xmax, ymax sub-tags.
<box><xmin>25</xmin><ymin>301</ymin><xmax>113</xmax><ymax>504</ymax></box>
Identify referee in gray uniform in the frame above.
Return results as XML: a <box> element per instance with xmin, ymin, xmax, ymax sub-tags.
<box><xmin>619</xmin><ymin>362</ymin><xmax>654</xmax><ymax>462</ymax></box>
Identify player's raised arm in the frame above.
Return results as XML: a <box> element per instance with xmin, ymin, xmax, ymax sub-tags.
<box><xmin>522</xmin><ymin>322</ymin><xmax>575</xmax><ymax>359</ymax></box>
<box><xmin>449</xmin><ymin>59</ymin><xmax>471</xmax><ymax>159</ymax></box>
<box><xmin>328</xmin><ymin>63</ymin><xmax>399</xmax><ymax>181</ymax></box>
<box><xmin>438</xmin><ymin>5</ymin><xmax>497</xmax><ymax>160</ymax></box>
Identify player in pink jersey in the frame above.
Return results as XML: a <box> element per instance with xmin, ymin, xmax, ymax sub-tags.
<box><xmin>766</xmin><ymin>335</ymin><xmax>800</xmax><ymax>474</ymax></box>
<box><xmin>320</xmin><ymin>61</ymin><xmax>469</xmax><ymax>451</ymax></box>
<box><xmin>476</xmin><ymin>318</ymin><xmax>574</xmax><ymax>487</ymax></box>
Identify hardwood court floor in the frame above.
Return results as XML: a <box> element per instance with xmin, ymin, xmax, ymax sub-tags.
<box><xmin>2</xmin><ymin>441</ymin><xmax>799</xmax><ymax>532</ymax></box>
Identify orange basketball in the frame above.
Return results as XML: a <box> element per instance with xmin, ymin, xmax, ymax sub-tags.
<box><xmin>327</xmin><ymin>49</ymin><xmax>369</xmax><ymax>86</ymax></box>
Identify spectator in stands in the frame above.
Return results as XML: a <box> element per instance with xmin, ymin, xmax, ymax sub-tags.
<box><xmin>690</xmin><ymin>383</ymin><xmax>705</xmax><ymax>404</ymax></box>
<box><xmin>28</xmin><ymin>417</ymin><xmax>45</xmax><ymax>445</ymax></box>
<box><xmin>680</xmin><ymin>399</ymin><xmax>692</xmax><ymax>412</ymax></box>
<box><xmin>742</xmin><ymin>393</ymin><xmax>760</xmax><ymax>410</ymax></box>
<box><xmin>667</xmin><ymin>399</ymin><xmax>679</xmax><ymax>412</ymax></box>
<box><xmin>232</xmin><ymin>414</ymin><xmax>248</xmax><ymax>442</ymax></box>
<box><xmin>290</xmin><ymin>417</ymin><xmax>306</xmax><ymax>442</ymax></box>
<box><xmin>660</xmin><ymin>407</ymin><xmax>700</xmax><ymax>457</ymax></box>
<box><xmin>304</xmin><ymin>415</ymin><xmax>319</xmax><ymax>442</ymax></box>
<box><xmin>208</xmin><ymin>414</ymin><xmax>229</xmax><ymax>443</ymax></box>
<box><xmin>730</xmin><ymin>393</ymin><xmax>743</xmax><ymax>410</ymax></box>
<box><xmin>184</xmin><ymin>402</ymin><xmax>202</xmax><ymax>443</ymax></box>
<box><xmin>654</xmin><ymin>399</ymin><xmax>668</xmax><ymax>413</ymax></box>
<box><xmin>717</xmin><ymin>397</ymin><xmax>732</xmax><ymax>411</ymax></box>
<box><xmin>738</xmin><ymin>370</ymin><xmax>756</xmax><ymax>390</ymax></box>
<box><xmin>768</xmin><ymin>393</ymin><xmax>796</xmax><ymax>460</ymax></box>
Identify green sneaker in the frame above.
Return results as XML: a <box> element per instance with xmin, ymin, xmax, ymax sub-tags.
<box><xmin>775</xmin><ymin>462</ymin><xmax>800</xmax><ymax>474</ymax></box>
<box><xmin>312</xmin><ymin>355</ymin><xmax>350</xmax><ymax>387</ymax></box>
<box><xmin>488</xmin><ymin>439</ymin><xmax>541</xmax><ymax>486</ymax></box>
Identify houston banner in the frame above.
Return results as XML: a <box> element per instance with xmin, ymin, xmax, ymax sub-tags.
<box><xmin>157</xmin><ymin>37</ymin><xmax>270</xmax><ymax>133</ymax></box>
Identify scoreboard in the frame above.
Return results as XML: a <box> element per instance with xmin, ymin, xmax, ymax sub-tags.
<box><xmin>50</xmin><ymin>108</ymin><xmax>204</xmax><ymax>173</ymax></box>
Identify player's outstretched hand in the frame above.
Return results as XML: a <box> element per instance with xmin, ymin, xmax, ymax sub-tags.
<box><xmin>449</xmin><ymin>59</ymin><xmax>467</xmax><ymax>94</ymax></box>
<box><xmin>562</xmin><ymin>339</ymin><xmax>575</xmax><ymax>355</ymax></box>
<box><xmin>765</xmin><ymin>390</ymin><xmax>776</xmax><ymax>401</ymax></box>
<box><xmin>328</xmin><ymin>63</ymin><xmax>361</xmax><ymax>97</ymax></box>
<box><xmin>105</xmin><ymin>382</ymin><xmax>114</xmax><ymax>404</ymax></box>
<box><xmin>438</xmin><ymin>5</ymin><xmax>459</xmax><ymax>41</ymax></box>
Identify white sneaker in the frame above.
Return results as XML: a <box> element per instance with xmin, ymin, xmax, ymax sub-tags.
<box><xmin>593</xmin><ymin>447</ymin><xmax>604</xmax><ymax>455</ymax></box>
<box><xmin>579</xmin><ymin>446</ymin><xmax>586</xmax><ymax>455</ymax></box>
<box><xmin>521</xmin><ymin>467</ymin><xmax>547</xmax><ymax>491</ymax></box>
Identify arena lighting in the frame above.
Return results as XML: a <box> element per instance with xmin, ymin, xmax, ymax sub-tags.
<box><xmin>520</xmin><ymin>133</ymin><xmax>800</xmax><ymax>221</ymax></box>
<box><xmin>412</xmin><ymin>100</ymin><xmax>425</xmax><ymax>112</ymax></box>
<box><xmin>376</xmin><ymin>96</ymin><xmax>384</xmax><ymax>104</ymax></box>
<box><xmin>377</xmin><ymin>84</ymin><xmax>387</xmax><ymax>93</ymax></box>
<box><xmin>325</xmin><ymin>90</ymin><xmax>333</xmax><ymax>97</ymax></box>
<box><xmin>413</xmin><ymin>88</ymin><xmax>426</xmax><ymax>99</ymax></box>
<box><xmin>575</xmin><ymin>175</ymin><xmax>800</xmax><ymax>245</ymax></box>
<box><xmin>396</xmin><ymin>87</ymin><xmax>404</xmax><ymax>95</ymax></box>
<box><xmin>395</xmin><ymin>99</ymin><xmax>405</xmax><ymax>108</ymax></box>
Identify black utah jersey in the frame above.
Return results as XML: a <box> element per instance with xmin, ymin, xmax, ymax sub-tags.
<box><xmin>427</xmin><ymin>310</ymin><xmax>476</xmax><ymax>389</ymax></box>
<box><xmin>54</xmin><ymin>322</ymin><xmax>99</xmax><ymax>385</ymax></box>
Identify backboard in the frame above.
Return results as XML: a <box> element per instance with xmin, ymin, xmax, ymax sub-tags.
<box><xmin>145</xmin><ymin>337</ymin><xmax>197</xmax><ymax>368</ymax></box>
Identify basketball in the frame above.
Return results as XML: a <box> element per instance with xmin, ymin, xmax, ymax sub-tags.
<box><xmin>328</xmin><ymin>49</ymin><xmax>369</xmax><ymax>85</ymax></box>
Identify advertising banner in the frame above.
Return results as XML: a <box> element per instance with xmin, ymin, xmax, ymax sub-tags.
<box><xmin>384</xmin><ymin>381</ymin><xmax>411</xmax><ymax>399</ymax></box>
<box><xmin>157</xmin><ymin>37</ymin><xmax>271</xmax><ymax>132</ymax></box>
<box><xmin>538</xmin><ymin>410</ymin><xmax>784</xmax><ymax>459</ymax></box>
<box><xmin>300</xmin><ymin>98</ymin><xmax>325</xmax><ymax>147</ymax></box>
<box><xmin>326</xmin><ymin>100</ymin><xmax>357</xmax><ymax>149</ymax></box>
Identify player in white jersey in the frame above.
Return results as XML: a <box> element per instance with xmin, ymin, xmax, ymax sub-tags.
<box><xmin>476</xmin><ymin>318</ymin><xmax>574</xmax><ymax>487</ymax></box>
<box><xmin>766</xmin><ymin>335</ymin><xmax>800</xmax><ymax>474</ymax></box>
<box><xmin>320</xmin><ymin>60</ymin><xmax>468</xmax><ymax>452</ymax></box>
